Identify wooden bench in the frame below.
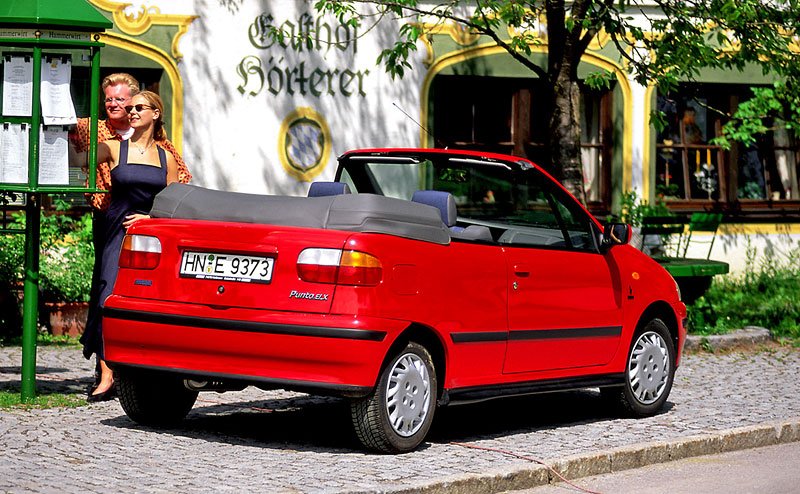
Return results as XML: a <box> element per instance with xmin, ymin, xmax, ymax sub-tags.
<box><xmin>640</xmin><ymin>213</ymin><xmax>729</xmax><ymax>303</ymax></box>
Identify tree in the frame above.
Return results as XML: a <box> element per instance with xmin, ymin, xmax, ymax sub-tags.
<box><xmin>623</xmin><ymin>1</ymin><xmax>800</xmax><ymax>150</ymax></box>
<box><xmin>314</xmin><ymin>0</ymin><xmax>800</xmax><ymax>204</ymax></box>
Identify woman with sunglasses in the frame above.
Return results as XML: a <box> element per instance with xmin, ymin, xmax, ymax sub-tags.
<box><xmin>83</xmin><ymin>90</ymin><xmax>178</xmax><ymax>402</ymax></box>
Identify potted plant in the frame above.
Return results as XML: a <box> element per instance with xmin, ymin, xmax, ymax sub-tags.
<box><xmin>0</xmin><ymin>196</ymin><xmax>94</xmax><ymax>338</ymax></box>
<box><xmin>39</xmin><ymin>207</ymin><xmax>94</xmax><ymax>337</ymax></box>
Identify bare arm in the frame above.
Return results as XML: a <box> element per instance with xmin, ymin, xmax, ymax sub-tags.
<box><xmin>97</xmin><ymin>141</ymin><xmax>116</xmax><ymax>168</ymax></box>
<box><xmin>159</xmin><ymin>138</ymin><xmax>191</xmax><ymax>183</ymax></box>
<box><xmin>165</xmin><ymin>151</ymin><xmax>179</xmax><ymax>185</ymax></box>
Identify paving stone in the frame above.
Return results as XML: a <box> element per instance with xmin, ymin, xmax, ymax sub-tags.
<box><xmin>0</xmin><ymin>345</ymin><xmax>798</xmax><ymax>493</ymax></box>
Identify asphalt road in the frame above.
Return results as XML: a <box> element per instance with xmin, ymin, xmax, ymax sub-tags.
<box><xmin>0</xmin><ymin>344</ymin><xmax>799</xmax><ymax>493</ymax></box>
<box><xmin>503</xmin><ymin>441</ymin><xmax>800</xmax><ymax>494</ymax></box>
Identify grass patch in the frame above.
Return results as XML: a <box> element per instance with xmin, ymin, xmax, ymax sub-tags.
<box><xmin>687</xmin><ymin>243</ymin><xmax>800</xmax><ymax>343</ymax></box>
<box><xmin>0</xmin><ymin>332</ymin><xmax>82</xmax><ymax>348</ymax></box>
<box><xmin>0</xmin><ymin>334</ymin><xmax>86</xmax><ymax>409</ymax></box>
<box><xmin>0</xmin><ymin>388</ymin><xmax>85</xmax><ymax>409</ymax></box>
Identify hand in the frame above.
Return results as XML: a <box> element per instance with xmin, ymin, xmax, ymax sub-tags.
<box><xmin>123</xmin><ymin>213</ymin><xmax>150</xmax><ymax>229</ymax></box>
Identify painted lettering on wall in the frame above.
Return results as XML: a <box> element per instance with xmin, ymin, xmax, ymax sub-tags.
<box><xmin>237</xmin><ymin>13</ymin><xmax>370</xmax><ymax>98</ymax></box>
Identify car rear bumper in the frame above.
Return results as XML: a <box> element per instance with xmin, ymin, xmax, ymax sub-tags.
<box><xmin>102</xmin><ymin>295</ymin><xmax>406</xmax><ymax>395</ymax></box>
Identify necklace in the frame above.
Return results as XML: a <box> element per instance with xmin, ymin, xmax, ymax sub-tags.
<box><xmin>133</xmin><ymin>140</ymin><xmax>154</xmax><ymax>155</ymax></box>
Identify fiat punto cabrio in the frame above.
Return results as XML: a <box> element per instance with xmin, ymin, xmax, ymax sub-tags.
<box><xmin>103</xmin><ymin>148</ymin><xmax>686</xmax><ymax>453</ymax></box>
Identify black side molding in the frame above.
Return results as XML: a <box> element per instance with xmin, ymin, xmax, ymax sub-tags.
<box><xmin>509</xmin><ymin>326</ymin><xmax>622</xmax><ymax>341</ymax></box>
<box><xmin>440</xmin><ymin>373</ymin><xmax>626</xmax><ymax>406</ymax></box>
<box><xmin>103</xmin><ymin>306</ymin><xmax>386</xmax><ymax>342</ymax></box>
<box><xmin>450</xmin><ymin>326</ymin><xmax>622</xmax><ymax>344</ymax></box>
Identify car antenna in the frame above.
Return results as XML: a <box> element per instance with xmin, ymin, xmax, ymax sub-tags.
<box><xmin>392</xmin><ymin>102</ymin><xmax>447</xmax><ymax>149</ymax></box>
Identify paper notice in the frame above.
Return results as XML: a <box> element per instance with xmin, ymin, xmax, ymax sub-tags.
<box><xmin>38</xmin><ymin>125</ymin><xmax>69</xmax><ymax>185</ymax></box>
<box><xmin>40</xmin><ymin>56</ymin><xmax>77</xmax><ymax>125</ymax></box>
<box><xmin>2</xmin><ymin>55</ymin><xmax>33</xmax><ymax>117</ymax></box>
<box><xmin>0</xmin><ymin>123</ymin><xmax>30</xmax><ymax>183</ymax></box>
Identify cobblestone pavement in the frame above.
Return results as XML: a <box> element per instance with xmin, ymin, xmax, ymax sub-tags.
<box><xmin>1</xmin><ymin>345</ymin><xmax>799</xmax><ymax>493</ymax></box>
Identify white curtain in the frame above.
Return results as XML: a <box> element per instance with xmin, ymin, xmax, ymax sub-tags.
<box><xmin>581</xmin><ymin>95</ymin><xmax>600</xmax><ymax>202</ymax></box>
<box><xmin>773</xmin><ymin>122</ymin><xmax>799</xmax><ymax>199</ymax></box>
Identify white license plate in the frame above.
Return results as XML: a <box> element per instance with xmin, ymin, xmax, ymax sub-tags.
<box><xmin>180</xmin><ymin>251</ymin><xmax>274</xmax><ymax>284</ymax></box>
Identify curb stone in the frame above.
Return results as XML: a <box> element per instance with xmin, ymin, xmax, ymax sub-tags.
<box><xmin>395</xmin><ymin>418</ymin><xmax>800</xmax><ymax>494</ymax></box>
<box><xmin>684</xmin><ymin>326</ymin><xmax>772</xmax><ymax>352</ymax></box>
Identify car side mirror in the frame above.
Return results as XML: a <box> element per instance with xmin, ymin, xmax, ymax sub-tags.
<box><xmin>601</xmin><ymin>223</ymin><xmax>631</xmax><ymax>250</ymax></box>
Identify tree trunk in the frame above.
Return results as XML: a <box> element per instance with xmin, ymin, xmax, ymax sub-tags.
<box><xmin>549</xmin><ymin>71</ymin><xmax>587</xmax><ymax>205</ymax></box>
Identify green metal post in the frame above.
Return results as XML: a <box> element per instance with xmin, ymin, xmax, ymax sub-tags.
<box><xmin>19</xmin><ymin>44</ymin><xmax>43</xmax><ymax>402</ymax></box>
<box><xmin>88</xmin><ymin>44</ymin><xmax>101</xmax><ymax>186</ymax></box>
<box><xmin>20</xmin><ymin>193</ymin><xmax>41</xmax><ymax>401</ymax></box>
<box><xmin>2</xmin><ymin>0</ymin><xmax>113</xmax><ymax>403</ymax></box>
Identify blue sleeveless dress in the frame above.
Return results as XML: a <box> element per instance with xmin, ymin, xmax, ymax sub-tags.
<box><xmin>82</xmin><ymin>140</ymin><xmax>168</xmax><ymax>359</ymax></box>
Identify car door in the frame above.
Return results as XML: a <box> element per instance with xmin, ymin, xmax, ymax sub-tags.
<box><xmin>500</xmin><ymin>170</ymin><xmax>624</xmax><ymax>374</ymax></box>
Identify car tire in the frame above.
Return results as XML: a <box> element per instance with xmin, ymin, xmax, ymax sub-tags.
<box><xmin>602</xmin><ymin>318</ymin><xmax>675</xmax><ymax>417</ymax></box>
<box><xmin>117</xmin><ymin>368</ymin><xmax>198</xmax><ymax>427</ymax></box>
<box><xmin>350</xmin><ymin>342</ymin><xmax>437</xmax><ymax>453</ymax></box>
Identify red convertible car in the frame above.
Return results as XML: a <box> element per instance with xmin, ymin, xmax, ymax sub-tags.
<box><xmin>103</xmin><ymin>148</ymin><xmax>686</xmax><ymax>453</ymax></box>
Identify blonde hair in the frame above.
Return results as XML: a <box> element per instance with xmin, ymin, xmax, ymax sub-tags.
<box><xmin>134</xmin><ymin>90</ymin><xmax>167</xmax><ymax>141</ymax></box>
<box><xmin>101</xmin><ymin>72</ymin><xmax>140</xmax><ymax>94</ymax></box>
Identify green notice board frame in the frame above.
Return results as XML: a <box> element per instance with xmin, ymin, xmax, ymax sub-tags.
<box><xmin>1</xmin><ymin>14</ymin><xmax>110</xmax><ymax>401</ymax></box>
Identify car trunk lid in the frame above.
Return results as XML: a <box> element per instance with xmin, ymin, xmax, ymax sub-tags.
<box><xmin>113</xmin><ymin>219</ymin><xmax>351</xmax><ymax>314</ymax></box>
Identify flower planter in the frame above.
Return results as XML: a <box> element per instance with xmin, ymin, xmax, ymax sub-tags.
<box><xmin>46</xmin><ymin>302</ymin><xmax>89</xmax><ymax>337</ymax></box>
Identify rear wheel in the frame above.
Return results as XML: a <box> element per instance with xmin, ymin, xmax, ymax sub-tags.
<box><xmin>117</xmin><ymin>368</ymin><xmax>198</xmax><ymax>426</ymax></box>
<box><xmin>603</xmin><ymin>318</ymin><xmax>675</xmax><ymax>416</ymax></box>
<box><xmin>350</xmin><ymin>342</ymin><xmax>437</xmax><ymax>453</ymax></box>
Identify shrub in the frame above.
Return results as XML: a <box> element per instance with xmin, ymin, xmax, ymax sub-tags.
<box><xmin>39</xmin><ymin>211</ymin><xmax>93</xmax><ymax>303</ymax></box>
<box><xmin>0</xmin><ymin>229</ymin><xmax>25</xmax><ymax>339</ymax></box>
<box><xmin>0</xmin><ymin>198</ymin><xmax>94</xmax><ymax>339</ymax></box>
<box><xmin>616</xmin><ymin>189</ymin><xmax>672</xmax><ymax>227</ymax></box>
<box><xmin>687</xmin><ymin>242</ymin><xmax>800</xmax><ymax>342</ymax></box>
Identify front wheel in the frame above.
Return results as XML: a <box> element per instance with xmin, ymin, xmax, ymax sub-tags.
<box><xmin>603</xmin><ymin>318</ymin><xmax>675</xmax><ymax>417</ymax></box>
<box><xmin>350</xmin><ymin>342</ymin><xmax>437</xmax><ymax>453</ymax></box>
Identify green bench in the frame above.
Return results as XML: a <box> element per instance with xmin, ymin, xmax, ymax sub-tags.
<box><xmin>640</xmin><ymin>213</ymin><xmax>730</xmax><ymax>303</ymax></box>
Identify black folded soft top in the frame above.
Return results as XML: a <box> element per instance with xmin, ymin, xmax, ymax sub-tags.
<box><xmin>149</xmin><ymin>183</ymin><xmax>451</xmax><ymax>245</ymax></box>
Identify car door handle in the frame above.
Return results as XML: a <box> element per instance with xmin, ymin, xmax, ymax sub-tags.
<box><xmin>513</xmin><ymin>264</ymin><xmax>531</xmax><ymax>277</ymax></box>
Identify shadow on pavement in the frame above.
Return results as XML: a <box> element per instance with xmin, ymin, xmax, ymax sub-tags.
<box><xmin>98</xmin><ymin>387</ymin><xmax>674</xmax><ymax>454</ymax></box>
<box><xmin>101</xmin><ymin>394</ymin><xmax>362</xmax><ymax>453</ymax></box>
<box><xmin>0</xmin><ymin>370</ymin><xmax>91</xmax><ymax>395</ymax></box>
<box><xmin>431</xmin><ymin>390</ymin><xmax>672</xmax><ymax>441</ymax></box>
<box><xmin>0</xmin><ymin>365</ymin><xmax>70</xmax><ymax>375</ymax></box>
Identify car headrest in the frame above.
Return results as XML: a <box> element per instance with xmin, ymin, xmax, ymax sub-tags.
<box><xmin>308</xmin><ymin>181</ymin><xmax>351</xmax><ymax>197</ymax></box>
<box><xmin>411</xmin><ymin>190</ymin><xmax>457</xmax><ymax>227</ymax></box>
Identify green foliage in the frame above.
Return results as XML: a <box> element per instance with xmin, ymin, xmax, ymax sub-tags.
<box><xmin>0</xmin><ymin>225</ymin><xmax>24</xmax><ymax>287</ymax></box>
<box><xmin>38</xmin><ymin>207</ymin><xmax>94</xmax><ymax>304</ymax></box>
<box><xmin>0</xmin><ymin>198</ymin><xmax>94</xmax><ymax>340</ymax></box>
<box><xmin>313</xmin><ymin>1</ymin><xmax>552</xmax><ymax>78</ymax></box>
<box><xmin>377</xmin><ymin>23</ymin><xmax>421</xmax><ymax>79</ymax></box>
<box><xmin>617</xmin><ymin>189</ymin><xmax>671</xmax><ymax>227</ymax></box>
<box><xmin>712</xmin><ymin>82</ymin><xmax>800</xmax><ymax>149</ymax></box>
<box><xmin>0</xmin><ymin>331</ymin><xmax>82</xmax><ymax>347</ymax></box>
<box><xmin>630</xmin><ymin>0</ymin><xmax>800</xmax><ymax>147</ymax></box>
<box><xmin>584</xmin><ymin>71</ymin><xmax>615</xmax><ymax>90</ymax></box>
<box><xmin>687</xmin><ymin>243</ymin><xmax>800</xmax><ymax>342</ymax></box>
<box><xmin>0</xmin><ymin>213</ymin><xmax>26</xmax><ymax>339</ymax></box>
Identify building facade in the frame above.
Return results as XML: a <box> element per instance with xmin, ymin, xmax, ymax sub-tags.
<box><xmin>82</xmin><ymin>0</ymin><xmax>800</xmax><ymax>272</ymax></box>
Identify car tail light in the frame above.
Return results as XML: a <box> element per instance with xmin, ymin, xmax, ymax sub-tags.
<box><xmin>119</xmin><ymin>235</ymin><xmax>161</xmax><ymax>270</ymax></box>
<box><xmin>297</xmin><ymin>248</ymin><xmax>382</xmax><ymax>286</ymax></box>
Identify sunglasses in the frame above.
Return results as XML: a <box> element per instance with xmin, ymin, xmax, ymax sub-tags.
<box><xmin>124</xmin><ymin>104</ymin><xmax>153</xmax><ymax>114</ymax></box>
